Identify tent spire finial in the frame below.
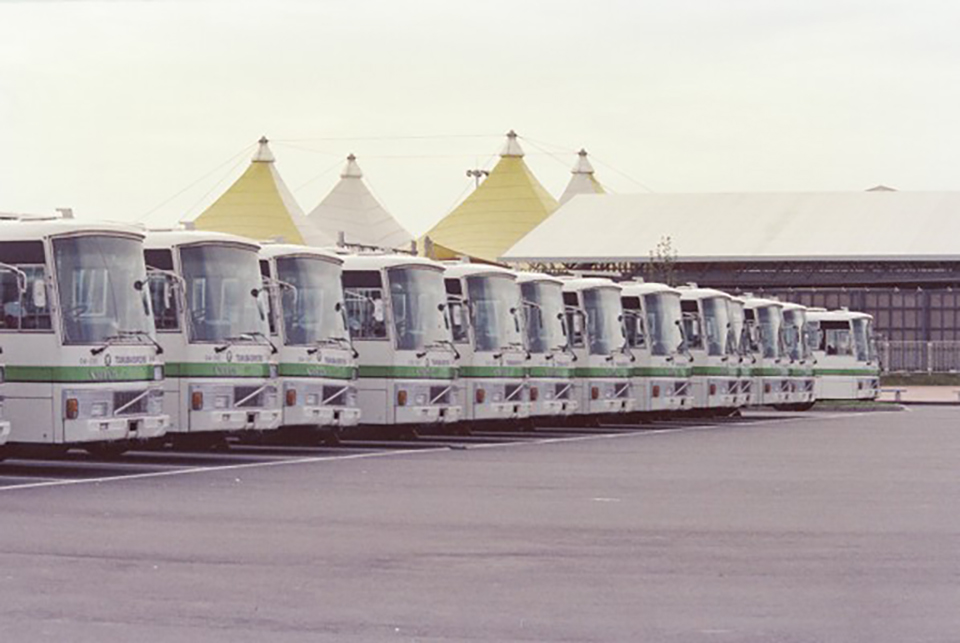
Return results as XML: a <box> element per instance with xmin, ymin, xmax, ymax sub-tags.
<box><xmin>572</xmin><ymin>148</ymin><xmax>595</xmax><ymax>175</ymax></box>
<box><xmin>252</xmin><ymin>136</ymin><xmax>275</xmax><ymax>162</ymax></box>
<box><xmin>342</xmin><ymin>153</ymin><xmax>362</xmax><ymax>178</ymax></box>
<box><xmin>500</xmin><ymin>129</ymin><xmax>524</xmax><ymax>158</ymax></box>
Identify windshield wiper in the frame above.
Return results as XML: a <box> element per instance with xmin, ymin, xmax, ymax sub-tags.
<box><xmin>422</xmin><ymin>339</ymin><xmax>461</xmax><ymax>360</ymax></box>
<box><xmin>307</xmin><ymin>335</ymin><xmax>359</xmax><ymax>358</ymax></box>
<box><xmin>493</xmin><ymin>341</ymin><xmax>530</xmax><ymax>361</ymax></box>
<box><xmin>91</xmin><ymin>330</ymin><xmax>164</xmax><ymax>356</ymax></box>
<box><xmin>215</xmin><ymin>332</ymin><xmax>278</xmax><ymax>355</ymax></box>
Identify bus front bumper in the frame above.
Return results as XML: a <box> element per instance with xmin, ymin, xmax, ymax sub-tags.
<box><xmin>64</xmin><ymin>414</ymin><xmax>169</xmax><ymax>444</ymax></box>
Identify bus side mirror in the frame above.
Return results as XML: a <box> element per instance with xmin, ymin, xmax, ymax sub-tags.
<box><xmin>32</xmin><ymin>279</ymin><xmax>46</xmax><ymax>309</ymax></box>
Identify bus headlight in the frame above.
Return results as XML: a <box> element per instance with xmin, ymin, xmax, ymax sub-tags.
<box><xmin>415</xmin><ymin>393</ymin><xmax>427</xmax><ymax>406</ymax></box>
<box><xmin>214</xmin><ymin>396</ymin><xmax>230</xmax><ymax>409</ymax></box>
<box><xmin>90</xmin><ymin>402</ymin><xmax>109</xmax><ymax>418</ymax></box>
<box><xmin>306</xmin><ymin>393</ymin><xmax>319</xmax><ymax>406</ymax></box>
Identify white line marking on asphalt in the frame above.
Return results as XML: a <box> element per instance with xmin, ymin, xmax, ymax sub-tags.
<box><xmin>0</xmin><ymin>411</ymin><xmax>867</xmax><ymax>493</ymax></box>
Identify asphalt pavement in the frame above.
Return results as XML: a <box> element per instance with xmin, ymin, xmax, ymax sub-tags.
<box><xmin>0</xmin><ymin>409</ymin><xmax>958</xmax><ymax>642</ymax></box>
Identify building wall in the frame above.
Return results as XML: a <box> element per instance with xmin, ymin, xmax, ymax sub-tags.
<box><xmin>733</xmin><ymin>287</ymin><xmax>960</xmax><ymax>342</ymax></box>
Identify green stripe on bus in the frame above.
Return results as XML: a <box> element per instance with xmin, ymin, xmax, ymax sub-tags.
<box><xmin>278</xmin><ymin>363</ymin><xmax>357</xmax><ymax>379</ymax></box>
<box><xmin>5</xmin><ymin>364</ymin><xmax>155</xmax><ymax>383</ymax></box>
<box><xmin>573</xmin><ymin>367</ymin><xmax>631</xmax><ymax>378</ymax></box>
<box><xmin>814</xmin><ymin>368</ymin><xmax>880</xmax><ymax>376</ymax></box>
<box><xmin>629</xmin><ymin>366</ymin><xmax>691</xmax><ymax>378</ymax></box>
<box><xmin>459</xmin><ymin>366</ymin><xmax>527</xmax><ymax>378</ymax></box>
<box><xmin>164</xmin><ymin>362</ymin><xmax>271</xmax><ymax>378</ymax></box>
<box><xmin>749</xmin><ymin>367</ymin><xmax>788</xmax><ymax>377</ymax></box>
<box><xmin>690</xmin><ymin>366</ymin><xmax>738</xmax><ymax>376</ymax></box>
<box><xmin>527</xmin><ymin>366</ymin><xmax>575</xmax><ymax>378</ymax></box>
<box><xmin>357</xmin><ymin>365</ymin><xmax>458</xmax><ymax>379</ymax></box>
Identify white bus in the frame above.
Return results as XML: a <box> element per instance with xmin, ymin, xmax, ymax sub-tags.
<box><xmin>0</xmin><ymin>262</ymin><xmax>16</xmax><ymax>454</ymax></box>
<box><xmin>619</xmin><ymin>281</ymin><xmax>691</xmax><ymax>414</ymax></box>
<box><xmin>443</xmin><ymin>264</ymin><xmax>531</xmax><ymax>428</ymax></box>
<box><xmin>807</xmin><ymin>309</ymin><xmax>880</xmax><ymax>400</ymax></box>
<box><xmin>340</xmin><ymin>254</ymin><xmax>461</xmax><ymax>435</ymax></box>
<box><xmin>144</xmin><ymin>229</ymin><xmax>281</xmax><ymax>447</ymax></box>
<box><xmin>0</xmin><ymin>218</ymin><xmax>168</xmax><ymax>458</ymax></box>
<box><xmin>742</xmin><ymin>296</ymin><xmax>791</xmax><ymax>406</ymax></box>
<box><xmin>677</xmin><ymin>286</ymin><xmax>740</xmax><ymax>412</ymax></box>
<box><xmin>259</xmin><ymin>244</ymin><xmax>360</xmax><ymax>441</ymax></box>
<box><xmin>561</xmin><ymin>278</ymin><xmax>634</xmax><ymax>419</ymax></box>
<box><xmin>780</xmin><ymin>302</ymin><xmax>817</xmax><ymax>409</ymax></box>
<box><xmin>516</xmin><ymin>271</ymin><xmax>578</xmax><ymax>419</ymax></box>
<box><xmin>726</xmin><ymin>297</ymin><xmax>753</xmax><ymax>408</ymax></box>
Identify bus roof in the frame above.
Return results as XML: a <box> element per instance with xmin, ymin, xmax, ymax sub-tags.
<box><xmin>144</xmin><ymin>228</ymin><xmax>261</xmax><ymax>251</ymax></box>
<box><xmin>340</xmin><ymin>253</ymin><xmax>444</xmax><ymax>272</ymax></box>
<box><xmin>258</xmin><ymin>243</ymin><xmax>343</xmax><ymax>264</ymax></box>
<box><xmin>0</xmin><ymin>218</ymin><xmax>146</xmax><ymax>242</ymax></box>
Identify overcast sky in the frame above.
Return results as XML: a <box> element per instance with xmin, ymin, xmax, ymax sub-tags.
<box><xmin>1</xmin><ymin>0</ymin><xmax>958</xmax><ymax>235</ymax></box>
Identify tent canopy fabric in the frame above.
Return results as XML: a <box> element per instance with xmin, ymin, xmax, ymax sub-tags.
<box><xmin>558</xmin><ymin>148</ymin><xmax>605</xmax><ymax>205</ymax></box>
<box><xmin>191</xmin><ymin>137</ymin><xmax>334</xmax><ymax>247</ymax></box>
<box><xmin>307</xmin><ymin>154</ymin><xmax>413</xmax><ymax>250</ymax></box>
<box><xmin>502</xmin><ymin>191</ymin><xmax>960</xmax><ymax>263</ymax></box>
<box><xmin>421</xmin><ymin>130</ymin><xmax>558</xmax><ymax>263</ymax></box>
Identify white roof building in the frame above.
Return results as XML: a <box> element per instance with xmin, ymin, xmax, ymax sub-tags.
<box><xmin>307</xmin><ymin>154</ymin><xmax>413</xmax><ymax>251</ymax></box>
<box><xmin>502</xmin><ymin>191</ymin><xmax>960</xmax><ymax>263</ymax></box>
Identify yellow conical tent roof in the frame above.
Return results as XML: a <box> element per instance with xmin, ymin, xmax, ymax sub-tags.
<box><xmin>421</xmin><ymin>130</ymin><xmax>559</xmax><ymax>262</ymax></box>
<box><xmin>559</xmin><ymin>148</ymin><xmax>606</xmax><ymax>205</ymax></box>
<box><xmin>191</xmin><ymin>137</ymin><xmax>334</xmax><ymax>246</ymax></box>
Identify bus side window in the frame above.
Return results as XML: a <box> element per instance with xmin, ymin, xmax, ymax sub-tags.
<box><xmin>19</xmin><ymin>266</ymin><xmax>52</xmax><ymax>331</ymax></box>
<box><xmin>0</xmin><ymin>269</ymin><xmax>20</xmax><ymax>329</ymax></box>
<box><xmin>344</xmin><ymin>287</ymin><xmax>386</xmax><ymax>339</ymax></box>
<box><xmin>148</xmin><ymin>273</ymin><xmax>180</xmax><ymax>331</ymax></box>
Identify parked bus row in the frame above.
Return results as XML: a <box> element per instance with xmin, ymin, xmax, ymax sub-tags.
<box><xmin>0</xmin><ymin>215</ymin><xmax>881</xmax><ymax>460</ymax></box>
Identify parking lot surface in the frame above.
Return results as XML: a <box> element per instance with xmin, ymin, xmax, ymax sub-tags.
<box><xmin>1</xmin><ymin>409</ymin><xmax>958</xmax><ymax>642</ymax></box>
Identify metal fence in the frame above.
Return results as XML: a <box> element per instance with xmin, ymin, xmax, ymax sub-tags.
<box><xmin>878</xmin><ymin>340</ymin><xmax>960</xmax><ymax>373</ymax></box>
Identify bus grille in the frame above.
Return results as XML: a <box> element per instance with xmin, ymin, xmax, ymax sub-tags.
<box><xmin>113</xmin><ymin>390</ymin><xmax>147</xmax><ymax>416</ymax></box>
<box><xmin>429</xmin><ymin>385</ymin><xmax>451</xmax><ymax>405</ymax></box>
<box><xmin>234</xmin><ymin>386</ymin><xmax>264</xmax><ymax>408</ymax></box>
<box><xmin>322</xmin><ymin>385</ymin><xmax>349</xmax><ymax>406</ymax></box>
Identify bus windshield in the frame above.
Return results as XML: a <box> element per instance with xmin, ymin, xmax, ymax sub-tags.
<box><xmin>387</xmin><ymin>266</ymin><xmax>450</xmax><ymax>351</ymax></box>
<box><xmin>727</xmin><ymin>300</ymin><xmax>745</xmax><ymax>357</ymax></box>
<box><xmin>467</xmin><ymin>274</ymin><xmax>523</xmax><ymax>353</ymax></box>
<box><xmin>276</xmin><ymin>256</ymin><xmax>346</xmax><ymax>346</ymax></box>
<box><xmin>53</xmin><ymin>235</ymin><xmax>154</xmax><ymax>344</ymax></box>
<box><xmin>644</xmin><ymin>292</ymin><xmax>684</xmax><ymax>357</ymax></box>
<box><xmin>701</xmin><ymin>297</ymin><xmax>730</xmax><ymax>357</ymax></box>
<box><xmin>584</xmin><ymin>287</ymin><xmax>624</xmax><ymax>356</ymax></box>
<box><xmin>180</xmin><ymin>244</ymin><xmax>268</xmax><ymax>342</ymax></box>
<box><xmin>782</xmin><ymin>309</ymin><xmax>811</xmax><ymax>361</ymax></box>
<box><xmin>757</xmin><ymin>306</ymin><xmax>783</xmax><ymax>360</ymax></box>
<box><xmin>851</xmin><ymin>317</ymin><xmax>872</xmax><ymax>362</ymax></box>
<box><xmin>521</xmin><ymin>280</ymin><xmax>566</xmax><ymax>354</ymax></box>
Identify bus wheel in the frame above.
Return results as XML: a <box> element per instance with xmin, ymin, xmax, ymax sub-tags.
<box><xmin>84</xmin><ymin>441</ymin><xmax>130</xmax><ymax>459</ymax></box>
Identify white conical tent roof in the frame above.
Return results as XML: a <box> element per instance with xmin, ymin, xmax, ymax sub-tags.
<box><xmin>192</xmin><ymin>137</ymin><xmax>334</xmax><ymax>246</ymax></box>
<box><xmin>307</xmin><ymin>154</ymin><xmax>413</xmax><ymax>250</ymax></box>
<box><xmin>559</xmin><ymin>148</ymin><xmax>606</xmax><ymax>205</ymax></box>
